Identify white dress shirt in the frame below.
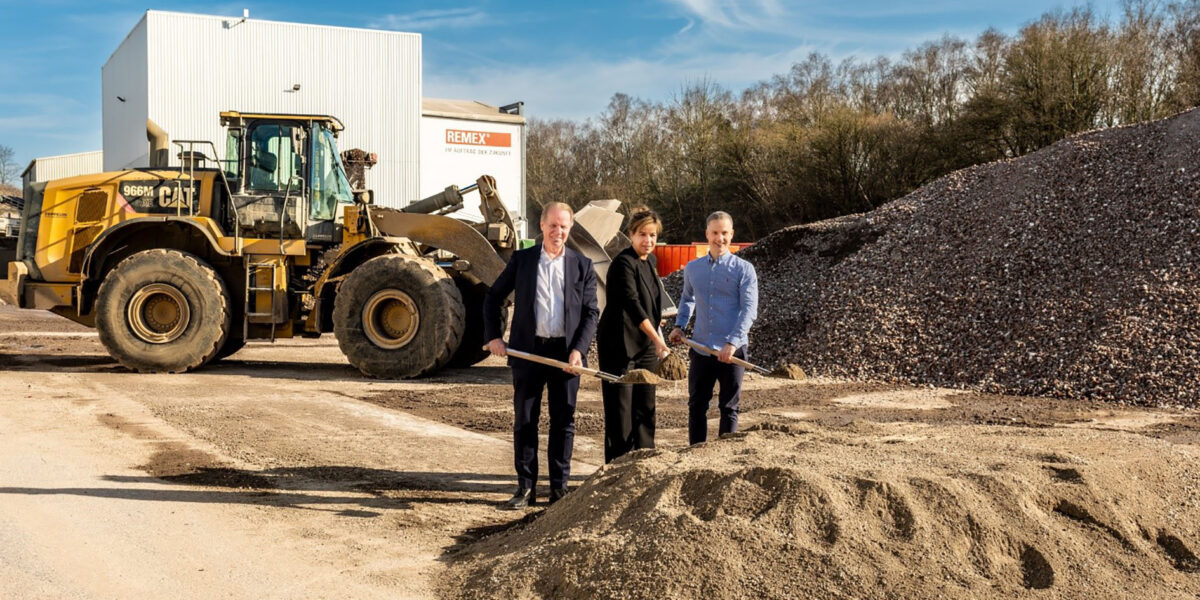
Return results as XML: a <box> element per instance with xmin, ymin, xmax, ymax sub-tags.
<box><xmin>535</xmin><ymin>247</ymin><xmax>566</xmax><ymax>337</ymax></box>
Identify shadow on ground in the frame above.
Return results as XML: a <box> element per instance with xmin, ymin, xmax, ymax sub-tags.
<box><xmin>0</xmin><ymin>466</ymin><xmax>587</xmax><ymax>517</ymax></box>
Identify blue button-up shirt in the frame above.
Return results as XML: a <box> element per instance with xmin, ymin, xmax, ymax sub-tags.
<box><xmin>675</xmin><ymin>251</ymin><xmax>758</xmax><ymax>351</ymax></box>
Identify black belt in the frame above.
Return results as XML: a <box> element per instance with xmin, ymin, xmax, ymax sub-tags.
<box><xmin>535</xmin><ymin>336</ymin><xmax>566</xmax><ymax>345</ymax></box>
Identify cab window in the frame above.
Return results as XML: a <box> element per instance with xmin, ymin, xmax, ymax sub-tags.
<box><xmin>246</xmin><ymin>124</ymin><xmax>300</xmax><ymax>193</ymax></box>
<box><xmin>310</xmin><ymin>124</ymin><xmax>353</xmax><ymax>221</ymax></box>
<box><xmin>224</xmin><ymin>130</ymin><xmax>241</xmax><ymax>180</ymax></box>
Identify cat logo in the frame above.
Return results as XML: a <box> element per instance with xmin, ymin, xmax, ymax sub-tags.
<box><xmin>119</xmin><ymin>179</ymin><xmax>198</xmax><ymax>214</ymax></box>
<box><xmin>155</xmin><ymin>186</ymin><xmax>189</xmax><ymax>209</ymax></box>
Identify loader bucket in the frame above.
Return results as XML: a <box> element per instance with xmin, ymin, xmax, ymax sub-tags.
<box><xmin>367</xmin><ymin>206</ymin><xmax>509</xmax><ymax>286</ymax></box>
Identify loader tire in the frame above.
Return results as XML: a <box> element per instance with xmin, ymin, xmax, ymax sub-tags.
<box><xmin>210</xmin><ymin>336</ymin><xmax>246</xmax><ymax>362</ymax></box>
<box><xmin>333</xmin><ymin>255</ymin><xmax>464</xmax><ymax>378</ymax></box>
<box><xmin>446</xmin><ymin>280</ymin><xmax>505</xmax><ymax>368</ymax></box>
<box><xmin>96</xmin><ymin>249</ymin><xmax>231</xmax><ymax>373</ymax></box>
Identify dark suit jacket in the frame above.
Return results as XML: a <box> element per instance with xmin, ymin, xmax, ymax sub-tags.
<box><xmin>484</xmin><ymin>244</ymin><xmax>599</xmax><ymax>365</ymax></box>
<box><xmin>597</xmin><ymin>248</ymin><xmax>663</xmax><ymax>364</ymax></box>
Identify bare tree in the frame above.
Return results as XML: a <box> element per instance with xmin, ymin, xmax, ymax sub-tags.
<box><xmin>891</xmin><ymin>35</ymin><xmax>971</xmax><ymax>126</ymax></box>
<box><xmin>1002</xmin><ymin>8</ymin><xmax>1113</xmax><ymax>152</ymax></box>
<box><xmin>0</xmin><ymin>145</ymin><xmax>19</xmax><ymax>189</ymax></box>
<box><xmin>1168</xmin><ymin>0</ymin><xmax>1200</xmax><ymax>108</ymax></box>
<box><xmin>967</xmin><ymin>28</ymin><xmax>1009</xmax><ymax>97</ymax></box>
<box><xmin>1105</xmin><ymin>0</ymin><xmax>1174</xmax><ymax>125</ymax></box>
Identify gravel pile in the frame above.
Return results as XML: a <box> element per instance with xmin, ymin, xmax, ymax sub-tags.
<box><xmin>440</xmin><ymin>423</ymin><xmax>1200</xmax><ymax>599</ymax></box>
<box><xmin>667</xmin><ymin>108</ymin><xmax>1200</xmax><ymax>405</ymax></box>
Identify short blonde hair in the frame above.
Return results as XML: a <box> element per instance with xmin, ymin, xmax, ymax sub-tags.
<box><xmin>540</xmin><ymin>202</ymin><xmax>575</xmax><ymax>223</ymax></box>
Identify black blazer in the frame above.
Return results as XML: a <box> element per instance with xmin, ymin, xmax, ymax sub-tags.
<box><xmin>484</xmin><ymin>244</ymin><xmax>599</xmax><ymax>365</ymax></box>
<box><xmin>597</xmin><ymin>248</ymin><xmax>663</xmax><ymax>362</ymax></box>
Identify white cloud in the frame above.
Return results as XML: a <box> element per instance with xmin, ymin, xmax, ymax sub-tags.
<box><xmin>370</xmin><ymin>8</ymin><xmax>489</xmax><ymax>31</ymax></box>
<box><xmin>666</xmin><ymin>0</ymin><xmax>788</xmax><ymax>32</ymax></box>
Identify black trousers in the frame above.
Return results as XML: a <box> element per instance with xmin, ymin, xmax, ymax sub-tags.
<box><xmin>599</xmin><ymin>345</ymin><xmax>657</xmax><ymax>463</ymax></box>
<box><xmin>511</xmin><ymin>337</ymin><xmax>579</xmax><ymax>490</ymax></box>
<box><xmin>687</xmin><ymin>346</ymin><xmax>746</xmax><ymax>444</ymax></box>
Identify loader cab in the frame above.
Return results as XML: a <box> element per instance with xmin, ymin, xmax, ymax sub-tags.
<box><xmin>219</xmin><ymin>111</ymin><xmax>354</xmax><ymax>243</ymax></box>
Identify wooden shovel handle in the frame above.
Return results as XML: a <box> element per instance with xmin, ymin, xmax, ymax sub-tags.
<box><xmin>683</xmin><ymin>339</ymin><xmax>770</xmax><ymax>375</ymax></box>
<box><xmin>503</xmin><ymin>349</ymin><xmax>621</xmax><ymax>383</ymax></box>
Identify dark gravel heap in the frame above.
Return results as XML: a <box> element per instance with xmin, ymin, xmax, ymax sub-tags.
<box><xmin>666</xmin><ymin>108</ymin><xmax>1200</xmax><ymax>406</ymax></box>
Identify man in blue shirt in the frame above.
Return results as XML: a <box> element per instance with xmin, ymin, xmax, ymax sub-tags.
<box><xmin>669</xmin><ymin>211</ymin><xmax>759</xmax><ymax>444</ymax></box>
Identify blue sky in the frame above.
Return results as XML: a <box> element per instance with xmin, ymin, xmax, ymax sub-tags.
<box><xmin>0</xmin><ymin>0</ymin><xmax>1126</xmax><ymax>170</ymax></box>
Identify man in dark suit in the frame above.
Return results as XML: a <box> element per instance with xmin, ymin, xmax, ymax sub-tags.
<box><xmin>484</xmin><ymin>202</ymin><xmax>599</xmax><ymax>509</ymax></box>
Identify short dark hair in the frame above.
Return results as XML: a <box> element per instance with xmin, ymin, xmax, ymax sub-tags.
<box><xmin>706</xmin><ymin>211</ymin><xmax>733</xmax><ymax>228</ymax></box>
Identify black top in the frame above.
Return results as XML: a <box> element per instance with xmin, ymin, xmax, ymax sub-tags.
<box><xmin>597</xmin><ymin>247</ymin><xmax>663</xmax><ymax>363</ymax></box>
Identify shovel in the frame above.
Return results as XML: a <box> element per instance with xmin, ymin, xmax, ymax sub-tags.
<box><xmin>682</xmin><ymin>338</ymin><xmax>772</xmax><ymax>375</ymax></box>
<box><xmin>499</xmin><ymin>348</ymin><xmax>666</xmax><ymax>385</ymax></box>
<box><xmin>502</xmin><ymin>348</ymin><xmax>622</xmax><ymax>383</ymax></box>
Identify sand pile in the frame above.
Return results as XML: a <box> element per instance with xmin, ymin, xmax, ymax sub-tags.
<box><xmin>619</xmin><ymin>368</ymin><xmax>666</xmax><ymax>385</ymax></box>
<box><xmin>667</xmin><ymin>108</ymin><xmax>1200</xmax><ymax>405</ymax></box>
<box><xmin>441</xmin><ymin>423</ymin><xmax>1200</xmax><ymax>599</ymax></box>
<box><xmin>770</xmin><ymin>363</ymin><xmax>806</xmax><ymax>380</ymax></box>
<box><xmin>652</xmin><ymin>352</ymin><xmax>688</xmax><ymax>381</ymax></box>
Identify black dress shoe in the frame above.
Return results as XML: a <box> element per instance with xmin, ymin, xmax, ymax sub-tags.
<box><xmin>548</xmin><ymin>487</ymin><xmax>568</xmax><ymax>505</ymax></box>
<box><xmin>503</xmin><ymin>486</ymin><xmax>534</xmax><ymax>510</ymax></box>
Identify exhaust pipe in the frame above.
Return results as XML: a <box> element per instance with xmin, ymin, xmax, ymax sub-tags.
<box><xmin>147</xmin><ymin>119</ymin><xmax>169</xmax><ymax>168</ymax></box>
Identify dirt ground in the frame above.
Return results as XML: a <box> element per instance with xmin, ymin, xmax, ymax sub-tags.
<box><xmin>1</xmin><ymin>304</ymin><xmax>1198</xmax><ymax>598</ymax></box>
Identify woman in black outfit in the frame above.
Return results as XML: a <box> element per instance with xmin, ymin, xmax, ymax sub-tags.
<box><xmin>597</xmin><ymin>209</ymin><xmax>672</xmax><ymax>463</ymax></box>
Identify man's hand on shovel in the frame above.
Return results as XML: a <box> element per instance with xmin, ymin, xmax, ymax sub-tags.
<box><xmin>668</xmin><ymin>327</ymin><xmax>685</xmax><ymax>345</ymax></box>
<box><xmin>566</xmin><ymin>350</ymin><xmax>584</xmax><ymax>375</ymax></box>
<box><xmin>682</xmin><ymin>338</ymin><xmax>772</xmax><ymax>376</ymax></box>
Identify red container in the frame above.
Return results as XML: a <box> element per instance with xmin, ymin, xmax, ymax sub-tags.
<box><xmin>652</xmin><ymin>244</ymin><xmax>693</xmax><ymax>277</ymax></box>
<box><xmin>653</xmin><ymin>243</ymin><xmax>750</xmax><ymax>277</ymax></box>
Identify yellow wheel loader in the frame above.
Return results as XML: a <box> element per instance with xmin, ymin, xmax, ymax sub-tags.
<box><xmin>3</xmin><ymin>112</ymin><xmax>654</xmax><ymax>377</ymax></box>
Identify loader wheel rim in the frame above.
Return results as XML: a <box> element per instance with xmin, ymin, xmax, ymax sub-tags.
<box><xmin>127</xmin><ymin>283</ymin><xmax>190</xmax><ymax>344</ymax></box>
<box><xmin>363</xmin><ymin>289</ymin><xmax>419</xmax><ymax>349</ymax></box>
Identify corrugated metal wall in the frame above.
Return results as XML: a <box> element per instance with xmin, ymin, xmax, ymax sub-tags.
<box><xmin>103</xmin><ymin>10</ymin><xmax>421</xmax><ymax>208</ymax></box>
<box><xmin>22</xmin><ymin>151</ymin><xmax>106</xmax><ymax>188</ymax></box>
<box><xmin>101</xmin><ymin>17</ymin><xmax>149</xmax><ymax>171</ymax></box>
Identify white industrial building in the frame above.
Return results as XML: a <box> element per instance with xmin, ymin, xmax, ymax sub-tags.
<box><xmin>21</xmin><ymin>151</ymin><xmax>104</xmax><ymax>192</ymax></box>
<box><xmin>93</xmin><ymin>9</ymin><xmax>527</xmax><ymax>231</ymax></box>
<box><xmin>420</xmin><ymin>98</ymin><xmax>526</xmax><ymax>231</ymax></box>
<box><xmin>103</xmin><ymin>10</ymin><xmax>420</xmax><ymax>208</ymax></box>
